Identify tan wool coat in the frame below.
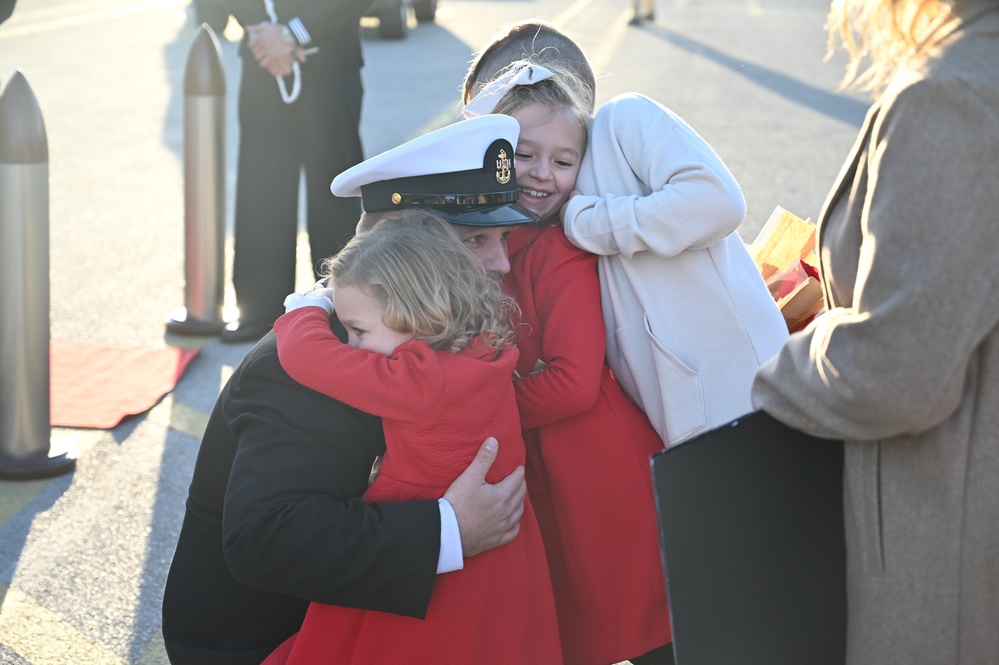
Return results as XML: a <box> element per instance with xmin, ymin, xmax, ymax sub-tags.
<box><xmin>752</xmin><ymin>2</ymin><xmax>999</xmax><ymax>663</ymax></box>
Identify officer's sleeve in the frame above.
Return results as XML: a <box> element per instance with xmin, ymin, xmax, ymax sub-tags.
<box><xmin>221</xmin><ymin>342</ymin><xmax>440</xmax><ymax>618</ymax></box>
<box><xmin>288</xmin><ymin>0</ymin><xmax>371</xmax><ymax>44</ymax></box>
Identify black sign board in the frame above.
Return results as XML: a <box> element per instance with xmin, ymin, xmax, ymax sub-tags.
<box><xmin>651</xmin><ymin>410</ymin><xmax>847</xmax><ymax>665</ymax></box>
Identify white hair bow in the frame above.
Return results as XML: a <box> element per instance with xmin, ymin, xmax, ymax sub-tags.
<box><xmin>461</xmin><ymin>61</ymin><xmax>555</xmax><ymax>119</ymax></box>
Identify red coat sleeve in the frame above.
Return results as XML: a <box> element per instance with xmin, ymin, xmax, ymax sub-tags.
<box><xmin>513</xmin><ymin>231</ymin><xmax>606</xmax><ymax>429</ymax></box>
<box><xmin>273</xmin><ymin>307</ymin><xmax>445</xmax><ymax>423</ymax></box>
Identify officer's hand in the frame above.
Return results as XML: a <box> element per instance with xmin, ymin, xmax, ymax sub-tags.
<box><xmin>247</xmin><ymin>23</ymin><xmax>296</xmax><ymax>76</ymax></box>
<box><xmin>444</xmin><ymin>438</ymin><xmax>525</xmax><ymax>558</ymax></box>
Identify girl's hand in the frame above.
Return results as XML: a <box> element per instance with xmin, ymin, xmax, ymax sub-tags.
<box><xmin>308</xmin><ymin>280</ymin><xmax>334</xmax><ymax>302</ymax></box>
<box><xmin>559</xmin><ymin>190</ymin><xmax>581</xmax><ymax>226</ymax></box>
<box><xmin>283</xmin><ymin>283</ymin><xmax>334</xmax><ymax>315</ymax></box>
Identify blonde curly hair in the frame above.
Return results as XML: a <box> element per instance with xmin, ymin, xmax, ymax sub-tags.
<box><xmin>323</xmin><ymin>211</ymin><xmax>517</xmax><ymax>355</ymax></box>
<box><xmin>826</xmin><ymin>0</ymin><xmax>957</xmax><ymax>93</ymax></box>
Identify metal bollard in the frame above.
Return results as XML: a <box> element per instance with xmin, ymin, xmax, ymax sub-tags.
<box><xmin>0</xmin><ymin>71</ymin><xmax>76</xmax><ymax>480</ymax></box>
<box><xmin>166</xmin><ymin>24</ymin><xmax>228</xmax><ymax>335</ymax></box>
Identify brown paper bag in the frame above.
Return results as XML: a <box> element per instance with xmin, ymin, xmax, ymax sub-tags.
<box><xmin>750</xmin><ymin>207</ymin><xmax>817</xmax><ymax>281</ymax></box>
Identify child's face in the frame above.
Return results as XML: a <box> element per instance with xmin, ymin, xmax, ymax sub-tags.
<box><xmin>510</xmin><ymin>104</ymin><xmax>584</xmax><ymax>222</ymax></box>
<box><xmin>333</xmin><ymin>284</ymin><xmax>414</xmax><ymax>356</ymax></box>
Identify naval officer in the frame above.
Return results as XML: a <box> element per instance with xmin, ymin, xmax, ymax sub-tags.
<box><xmin>162</xmin><ymin>114</ymin><xmax>537</xmax><ymax>665</ymax></box>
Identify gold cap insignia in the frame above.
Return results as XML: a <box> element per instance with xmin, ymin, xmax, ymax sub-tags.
<box><xmin>495</xmin><ymin>149</ymin><xmax>512</xmax><ymax>185</ymax></box>
<box><xmin>391</xmin><ymin>193</ymin><xmax>402</xmax><ymax>205</ymax></box>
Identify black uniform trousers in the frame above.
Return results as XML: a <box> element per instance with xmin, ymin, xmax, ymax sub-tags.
<box><xmin>231</xmin><ymin>56</ymin><xmax>363</xmax><ymax>326</ymax></box>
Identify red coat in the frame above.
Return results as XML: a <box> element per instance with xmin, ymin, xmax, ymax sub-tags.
<box><xmin>503</xmin><ymin>224</ymin><xmax>671</xmax><ymax>665</ymax></box>
<box><xmin>264</xmin><ymin>308</ymin><xmax>562</xmax><ymax>665</ymax></box>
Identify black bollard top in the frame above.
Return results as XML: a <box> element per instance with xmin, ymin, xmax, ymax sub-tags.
<box><xmin>184</xmin><ymin>24</ymin><xmax>226</xmax><ymax>97</ymax></box>
<box><xmin>0</xmin><ymin>71</ymin><xmax>48</xmax><ymax>164</ymax></box>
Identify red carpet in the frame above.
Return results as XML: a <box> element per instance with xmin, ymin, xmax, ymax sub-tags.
<box><xmin>50</xmin><ymin>341</ymin><xmax>200</xmax><ymax>429</ymax></box>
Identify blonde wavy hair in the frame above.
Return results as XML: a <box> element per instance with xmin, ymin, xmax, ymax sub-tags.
<box><xmin>827</xmin><ymin>0</ymin><xmax>957</xmax><ymax>92</ymax></box>
<box><xmin>323</xmin><ymin>211</ymin><xmax>517</xmax><ymax>355</ymax></box>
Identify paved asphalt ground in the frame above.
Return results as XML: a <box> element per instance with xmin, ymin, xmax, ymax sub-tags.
<box><xmin>0</xmin><ymin>0</ymin><xmax>868</xmax><ymax>662</ymax></box>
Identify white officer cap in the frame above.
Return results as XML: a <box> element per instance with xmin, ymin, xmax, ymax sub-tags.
<box><xmin>331</xmin><ymin>114</ymin><xmax>536</xmax><ymax>227</ymax></box>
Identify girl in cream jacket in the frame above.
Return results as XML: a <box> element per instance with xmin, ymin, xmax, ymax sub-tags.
<box><xmin>562</xmin><ymin>92</ymin><xmax>788</xmax><ymax>446</ymax></box>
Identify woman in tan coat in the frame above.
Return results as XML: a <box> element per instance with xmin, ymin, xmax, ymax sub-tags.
<box><xmin>751</xmin><ymin>1</ymin><xmax>999</xmax><ymax>663</ymax></box>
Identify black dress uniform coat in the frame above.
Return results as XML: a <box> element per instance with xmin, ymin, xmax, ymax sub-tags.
<box><xmin>162</xmin><ymin>332</ymin><xmax>440</xmax><ymax>664</ymax></box>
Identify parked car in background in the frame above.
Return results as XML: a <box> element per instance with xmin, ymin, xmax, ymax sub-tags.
<box><xmin>364</xmin><ymin>0</ymin><xmax>436</xmax><ymax>39</ymax></box>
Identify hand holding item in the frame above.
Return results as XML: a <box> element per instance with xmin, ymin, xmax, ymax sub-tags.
<box><xmin>750</xmin><ymin>206</ymin><xmax>817</xmax><ymax>280</ymax></box>
<box><xmin>751</xmin><ymin>206</ymin><xmax>825</xmax><ymax>332</ymax></box>
<box><xmin>766</xmin><ymin>259</ymin><xmax>824</xmax><ymax>332</ymax></box>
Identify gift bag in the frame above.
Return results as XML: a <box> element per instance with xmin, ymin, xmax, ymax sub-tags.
<box><xmin>750</xmin><ymin>206</ymin><xmax>825</xmax><ymax>333</ymax></box>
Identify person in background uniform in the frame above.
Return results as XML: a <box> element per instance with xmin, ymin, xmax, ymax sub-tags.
<box><xmin>220</xmin><ymin>0</ymin><xmax>369</xmax><ymax>343</ymax></box>
<box><xmin>191</xmin><ymin>0</ymin><xmax>229</xmax><ymax>33</ymax></box>
<box><xmin>752</xmin><ymin>1</ymin><xmax>999</xmax><ymax>663</ymax></box>
<box><xmin>162</xmin><ymin>115</ymin><xmax>538</xmax><ymax>665</ymax></box>
<box><xmin>630</xmin><ymin>0</ymin><xmax>655</xmax><ymax>25</ymax></box>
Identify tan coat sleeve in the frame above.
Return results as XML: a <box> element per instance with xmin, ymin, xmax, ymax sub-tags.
<box><xmin>753</xmin><ymin>76</ymin><xmax>999</xmax><ymax>441</ymax></box>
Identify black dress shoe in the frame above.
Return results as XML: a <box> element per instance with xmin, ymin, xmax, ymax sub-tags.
<box><xmin>219</xmin><ymin>321</ymin><xmax>271</xmax><ymax>344</ymax></box>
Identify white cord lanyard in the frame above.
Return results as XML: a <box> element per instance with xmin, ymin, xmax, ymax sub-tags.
<box><xmin>262</xmin><ymin>0</ymin><xmax>301</xmax><ymax>104</ymax></box>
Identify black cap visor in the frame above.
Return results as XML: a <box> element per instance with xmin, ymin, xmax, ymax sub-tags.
<box><xmin>428</xmin><ymin>201</ymin><xmax>537</xmax><ymax>227</ymax></box>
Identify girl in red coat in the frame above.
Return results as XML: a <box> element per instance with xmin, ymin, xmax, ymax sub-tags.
<box><xmin>262</xmin><ymin>212</ymin><xmax>561</xmax><ymax>665</ymax></box>
<box><xmin>467</xmin><ymin>63</ymin><xmax>673</xmax><ymax>665</ymax></box>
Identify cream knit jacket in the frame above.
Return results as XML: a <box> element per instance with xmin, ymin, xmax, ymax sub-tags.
<box><xmin>563</xmin><ymin>92</ymin><xmax>788</xmax><ymax>446</ymax></box>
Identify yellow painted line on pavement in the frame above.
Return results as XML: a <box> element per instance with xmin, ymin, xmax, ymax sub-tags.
<box><xmin>147</xmin><ymin>397</ymin><xmax>211</xmax><ymax>441</ymax></box>
<box><xmin>551</xmin><ymin>0</ymin><xmax>634</xmax><ymax>83</ymax></box>
<box><xmin>0</xmin><ymin>412</ymin><xmax>192</xmax><ymax>664</ymax></box>
<box><xmin>168</xmin><ymin>400</ymin><xmax>211</xmax><ymax>440</ymax></box>
<box><xmin>0</xmin><ymin>403</ymin><xmax>205</xmax><ymax>532</ymax></box>
<box><xmin>584</xmin><ymin>8</ymin><xmax>633</xmax><ymax>82</ymax></box>
<box><xmin>0</xmin><ymin>582</ymin><xmax>125</xmax><ymax>665</ymax></box>
<box><xmin>0</xmin><ymin>478</ymin><xmax>51</xmax><ymax>527</ymax></box>
<box><xmin>551</xmin><ymin>0</ymin><xmax>602</xmax><ymax>28</ymax></box>
<box><xmin>135</xmin><ymin>628</ymin><xmax>171</xmax><ymax>665</ymax></box>
<box><xmin>0</xmin><ymin>431</ymin><xmax>102</xmax><ymax>528</ymax></box>
<box><xmin>0</xmin><ymin>0</ymin><xmax>187</xmax><ymax>40</ymax></box>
